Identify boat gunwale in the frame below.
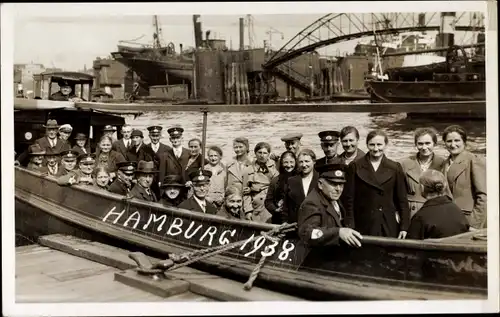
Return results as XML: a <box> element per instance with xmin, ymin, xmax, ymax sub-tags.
<box><xmin>14</xmin><ymin>167</ymin><xmax>487</xmax><ymax>253</ymax></box>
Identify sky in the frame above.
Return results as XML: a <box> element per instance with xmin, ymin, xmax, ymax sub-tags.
<box><xmin>13</xmin><ymin>6</ymin><xmax>485</xmax><ymax>71</ymax></box>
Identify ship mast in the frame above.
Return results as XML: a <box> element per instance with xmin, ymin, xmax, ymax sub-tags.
<box><xmin>153</xmin><ymin>15</ymin><xmax>162</xmax><ymax>49</ymax></box>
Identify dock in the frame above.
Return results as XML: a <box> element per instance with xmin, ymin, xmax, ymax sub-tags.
<box><xmin>16</xmin><ymin>234</ymin><xmax>305</xmax><ymax>302</ymax></box>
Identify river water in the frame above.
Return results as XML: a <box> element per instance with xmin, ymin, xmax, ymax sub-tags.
<box><xmin>126</xmin><ymin>111</ymin><xmax>487</xmax><ymax>164</ymax></box>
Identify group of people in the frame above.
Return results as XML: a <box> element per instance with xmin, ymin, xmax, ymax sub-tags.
<box><xmin>16</xmin><ymin>118</ymin><xmax>487</xmax><ymax>249</ymax></box>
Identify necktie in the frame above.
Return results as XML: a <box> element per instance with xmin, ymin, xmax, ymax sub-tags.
<box><xmin>333</xmin><ymin>201</ymin><xmax>341</xmax><ymax>217</ymax></box>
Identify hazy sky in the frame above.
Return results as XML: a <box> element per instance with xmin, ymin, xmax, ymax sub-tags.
<box><xmin>13</xmin><ymin>7</ymin><xmax>485</xmax><ymax>71</ymax></box>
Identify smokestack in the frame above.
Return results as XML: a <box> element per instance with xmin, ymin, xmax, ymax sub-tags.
<box><xmin>193</xmin><ymin>15</ymin><xmax>203</xmax><ymax>48</ymax></box>
<box><xmin>239</xmin><ymin>17</ymin><xmax>245</xmax><ymax>50</ymax></box>
<box><xmin>179</xmin><ymin>43</ymin><xmax>183</xmax><ymax>53</ymax></box>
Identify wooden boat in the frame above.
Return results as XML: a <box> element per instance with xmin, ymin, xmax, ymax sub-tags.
<box><xmin>15</xmin><ymin>167</ymin><xmax>487</xmax><ymax>300</ymax></box>
<box><xmin>13</xmin><ymin>98</ymin><xmax>488</xmax><ymax>301</ymax></box>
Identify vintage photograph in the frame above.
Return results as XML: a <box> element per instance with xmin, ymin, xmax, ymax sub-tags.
<box><xmin>2</xmin><ymin>1</ymin><xmax>498</xmax><ymax>315</ymax></box>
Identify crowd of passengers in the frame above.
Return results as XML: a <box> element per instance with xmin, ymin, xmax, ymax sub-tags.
<box><xmin>15</xmin><ymin>119</ymin><xmax>487</xmax><ymax>248</ymax></box>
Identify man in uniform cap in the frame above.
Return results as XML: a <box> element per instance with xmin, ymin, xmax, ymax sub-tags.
<box><xmin>126</xmin><ymin>129</ymin><xmax>153</xmax><ymax>162</ymax></box>
<box><xmin>26</xmin><ymin>144</ymin><xmax>46</xmax><ymax>172</ymax></box>
<box><xmin>178</xmin><ymin>169</ymin><xmax>218</xmax><ymax>214</ymax></box>
<box><xmin>298</xmin><ymin>163</ymin><xmax>361</xmax><ymax>248</ymax></box>
<box><xmin>158</xmin><ymin>125</ymin><xmax>190</xmax><ymax>186</ymax></box>
<box><xmin>58</xmin><ymin>124</ymin><xmax>73</xmax><ymax>142</ymax></box>
<box><xmin>130</xmin><ymin>160</ymin><xmax>158</xmax><ymax>202</ymax></box>
<box><xmin>315</xmin><ymin>130</ymin><xmax>341</xmax><ymax>168</ymax></box>
<box><xmin>108</xmin><ymin>161</ymin><xmax>137</xmax><ymax>196</ymax></box>
<box><xmin>58</xmin><ymin>150</ymin><xmax>79</xmax><ymax>176</ymax></box>
<box><xmin>144</xmin><ymin>125</ymin><xmax>171</xmax><ymax>198</ymax></box>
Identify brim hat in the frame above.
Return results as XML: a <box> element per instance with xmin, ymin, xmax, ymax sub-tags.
<box><xmin>59</xmin><ymin>124</ymin><xmax>73</xmax><ymax>133</ymax></box>
<box><xmin>74</xmin><ymin>133</ymin><xmax>87</xmax><ymax>140</ymax></box>
<box><xmin>43</xmin><ymin>119</ymin><xmax>59</xmax><ymax>129</ymax></box>
<box><xmin>316</xmin><ymin>163</ymin><xmax>347</xmax><ymax>183</ymax></box>
<box><xmin>103</xmin><ymin>125</ymin><xmax>116</xmax><ymax>132</ymax></box>
<box><xmin>131</xmin><ymin>129</ymin><xmax>144</xmax><ymax>138</ymax></box>
<box><xmin>60</xmin><ymin>150</ymin><xmax>79</xmax><ymax>161</ymax></box>
<box><xmin>281</xmin><ymin>133</ymin><xmax>303</xmax><ymax>142</ymax></box>
<box><xmin>161</xmin><ymin>175</ymin><xmax>186</xmax><ymax>188</ymax></box>
<box><xmin>318</xmin><ymin>130</ymin><xmax>340</xmax><ymax>143</ymax></box>
<box><xmin>28</xmin><ymin>144</ymin><xmax>46</xmax><ymax>156</ymax></box>
<box><xmin>147</xmin><ymin>125</ymin><xmax>163</xmax><ymax>135</ymax></box>
<box><xmin>189</xmin><ymin>169</ymin><xmax>212</xmax><ymax>184</ymax></box>
<box><xmin>78</xmin><ymin>153</ymin><xmax>96</xmax><ymax>165</ymax></box>
<box><xmin>117</xmin><ymin>161</ymin><xmax>137</xmax><ymax>175</ymax></box>
<box><xmin>135</xmin><ymin>160</ymin><xmax>158</xmax><ymax>174</ymax></box>
<box><xmin>167</xmin><ymin>126</ymin><xmax>184</xmax><ymax>138</ymax></box>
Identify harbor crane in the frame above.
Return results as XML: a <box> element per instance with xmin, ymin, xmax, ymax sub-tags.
<box><xmin>265</xmin><ymin>27</ymin><xmax>285</xmax><ymax>51</ymax></box>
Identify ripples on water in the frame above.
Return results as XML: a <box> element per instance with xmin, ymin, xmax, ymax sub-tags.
<box><xmin>127</xmin><ymin>111</ymin><xmax>486</xmax><ymax>165</ymax></box>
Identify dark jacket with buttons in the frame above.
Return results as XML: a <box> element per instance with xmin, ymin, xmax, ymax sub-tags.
<box><xmin>344</xmin><ymin>154</ymin><xmax>410</xmax><ymax>237</ymax></box>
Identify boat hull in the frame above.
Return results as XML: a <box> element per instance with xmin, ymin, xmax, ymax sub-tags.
<box><xmin>14</xmin><ymin>167</ymin><xmax>487</xmax><ymax>300</ymax></box>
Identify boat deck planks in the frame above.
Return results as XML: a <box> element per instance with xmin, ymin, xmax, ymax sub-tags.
<box><xmin>15</xmin><ymin>243</ymin><xmax>211</xmax><ymax>303</ymax></box>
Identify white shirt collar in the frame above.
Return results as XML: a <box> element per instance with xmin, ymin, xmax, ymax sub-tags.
<box><xmin>152</xmin><ymin>143</ymin><xmax>160</xmax><ymax>152</ymax></box>
<box><xmin>193</xmin><ymin>195</ymin><xmax>206</xmax><ymax>212</ymax></box>
<box><xmin>302</xmin><ymin>172</ymin><xmax>314</xmax><ymax>196</ymax></box>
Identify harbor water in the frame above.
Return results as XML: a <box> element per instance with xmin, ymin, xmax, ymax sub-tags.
<box><xmin>127</xmin><ymin>111</ymin><xmax>487</xmax><ymax>164</ymax></box>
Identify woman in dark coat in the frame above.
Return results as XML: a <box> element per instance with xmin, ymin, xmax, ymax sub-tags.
<box><xmin>264</xmin><ymin>151</ymin><xmax>297</xmax><ymax>224</ymax></box>
<box><xmin>344</xmin><ymin>130</ymin><xmax>410</xmax><ymax>238</ymax></box>
<box><xmin>407</xmin><ymin>169</ymin><xmax>469</xmax><ymax>239</ymax></box>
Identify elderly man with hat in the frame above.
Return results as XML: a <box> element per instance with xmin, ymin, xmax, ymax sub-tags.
<box><xmin>126</xmin><ymin>129</ymin><xmax>153</xmax><ymax>163</ymax></box>
<box><xmin>58</xmin><ymin>124</ymin><xmax>73</xmax><ymax>142</ymax></box>
<box><xmin>130</xmin><ymin>160</ymin><xmax>158</xmax><ymax>202</ymax></box>
<box><xmin>315</xmin><ymin>130</ymin><xmax>342</xmax><ymax>168</ymax></box>
<box><xmin>298</xmin><ymin>163</ymin><xmax>361</xmax><ymax>248</ymax></box>
<box><xmin>50</xmin><ymin>80</ymin><xmax>77</xmax><ymax>101</ymax></box>
<box><xmin>57</xmin><ymin>153</ymin><xmax>96</xmax><ymax>186</ymax></box>
<box><xmin>108</xmin><ymin>161</ymin><xmax>137</xmax><ymax>196</ymax></box>
<box><xmin>158</xmin><ymin>125</ymin><xmax>190</xmax><ymax>186</ymax></box>
<box><xmin>58</xmin><ymin>150</ymin><xmax>79</xmax><ymax>176</ymax></box>
<box><xmin>159</xmin><ymin>175</ymin><xmax>188</xmax><ymax>207</ymax></box>
<box><xmin>270</xmin><ymin>133</ymin><xmax>303</xmax><ymax>167</ymax></box>
<box><xmin>178</xmin><ymin>169</ymin><xmax>218</xmax><ymax>214</ymax></box>
<box><xmin>26</xmin><ymin>144</ymin><xmax>46</xmax><ymax>172</ymax></box>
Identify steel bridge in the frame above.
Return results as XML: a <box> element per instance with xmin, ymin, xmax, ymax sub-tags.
<box><xmin>261</xmin><ymin>12</ymin><xmax>485</xmax><ymax>97</ymax></box>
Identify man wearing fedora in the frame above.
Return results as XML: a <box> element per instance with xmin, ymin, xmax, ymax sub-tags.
<box><xmin>298</xmin><ymin>163</ymin><xmax>361</xmax><ymax>248</ymax></box>
<box><xmin>26</xmin><ymin>144</ymin><xmax>46</xmax><ymax>172</ymax></box>
<box><xmin>108</xmin><ymin>161</ymin><xmax>137</xmax><ymax>196</ymax></box>
<box><xmin>178</xmin><ymin>169</ymin><xmax>218</xmax><ymax>214</ymax></box>
<box><xmin>17</xmin><ymin>119</ymin><xmax>70</xmax><ymax>166</ymax></box>
<box><xmin>130</xmin><ymin>161</ymin><xmax>158</xmax><ymax>202</ymax></box>
<box><xmin>159</xmin><ymin>175</ymin><xmax>188</xmax><ymax>207</ymax></box>
<box><xmin>158</xmin><ymin>125</ymin><xmax>191</xmax><ymax>186</ymax></box>
<box><xmin>315</xmin><ymin>130</ymin><xmax>342</xmax><ymax>168</ymax></box>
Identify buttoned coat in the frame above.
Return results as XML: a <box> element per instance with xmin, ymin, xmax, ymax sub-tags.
<box><xmin>158</xmin><ymin>147</ymin><xmax>191</xmax><ymax>184</ymax></box>
<box><xmin>35</xmin><ymin>136</ymin><xmax>71</xmax><ymax>155</ymax></box>
<box><xmin>143</xmin><ymin>142</ymin><xmax>171</xmax><ymax>168</ymax></box>
<box><xmin>242</xmin><ymin>160</ymin><xmax>279</xmax><ymax>223</ymax></box>
<box><xmin>282</xmin><ymin>171</ymin><xmax>319</xmax><ymax>225</ymax></box>
<box><xmin>178</xmin><ymin>197</ymin><xmax>218</xmax><ymax>215</ymax></box>
<box><xmin>407</xmin><ymin>195</ymin><xmax>469</xmax><ymax>239</ymax></box>
<box><xmin>400</xmin><ymin>153</ymin><xmax>449</xmax><ymax>218</ymax></box>
<box><xmin>126</xmin><ymin>144</ymin><xmax>154</xmax><ymax>163</ymax></box>
<box><xmin>130</xmin><ymin>184</ymin><xmax>157</xmax><ymax>202</ymax></box>
<box><xmin>204</xmin><ymin>163</ymin><xmax>227</xmax><ymax>208</ymax></box>
<box><xmin>344</xmin><ymin>154</ymin><xmax>410</xmax><ymax>237</ymax></box>
<box><xmin>298</xmin><ymin>188</ymin><xmax>346</xmax><ymax>247</ymax></box>
<box><xmin>225</xmin><ymin>157</ymin><xmax>253</xmax><ymax>198</ymax></box>
<box><xmin>108</xmin><ymin>178</ymin><xmax>133</xmax><ymax>196</ymax></box>
<box><xmin>441</xmin><ymin>150</ymin><xmax>487</xmax><ymax>229</ymax></box>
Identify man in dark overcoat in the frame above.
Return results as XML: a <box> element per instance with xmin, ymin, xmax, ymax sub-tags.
<box><xmin>298</xmin><ymin>163</ymin><xmax>362</xmax><ymax>247</ymax></box>
<box><xmin>143</xmin><ymin>125</ymin><xmax>171</xmax><ymax>198</ymax></box>
<box><xmin>130</xmin><ymin>161</ymin><xmax>158</xmax><ymax>202</ymax></box>
<box><xmin>178</xmin><ymin>169</ymin><xmax>218</xmax><ymax>214</ymax></box>
<box><xmin>126</xmin><ymin>129</ymin><xmax>153</xmax><ymax>162</ymax></box>
<box><xmin>157</xmin><ymin>126</ymin><xmax>190</xmax><ymax>185</ymax></box>
<box><xmin>108</xmin><ymin>161</ymin><xmax>137</xmax><ymax>196</ymax></box>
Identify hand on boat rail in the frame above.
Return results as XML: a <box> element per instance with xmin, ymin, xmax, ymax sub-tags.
<box><xmin>128</xmin><ymin>222</ymin><xmax>298</xmax><ymax>283</ymax></box>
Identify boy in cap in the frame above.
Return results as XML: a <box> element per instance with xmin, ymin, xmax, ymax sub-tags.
<box><xmin>159</xmin><ymin>175</ymin><xmax>187</xmax><ymax>207</ymax></box>
<box><xmin>158</xmin><ymin>125</ymin><xmax>190</xmax><ymax>185</ymax></box>
<box><xmin>26</xmin><ymin>144</ymin><xmax>46</xmax><ymax>172</ymax></box>
<box><xmin>178</xmin><ymin>169</ymin><xmax>218</xmax><ymax>214</ymax></box>
<box><xmin>130</xmin><ymin>160</ymin><xmax>158</xmax><ymax>202</ymax></box>
<box><xmin>316</xmin><ymin>130</ymin><xmax>341</xmax><ymax>167</ymax></box>
<box><xmin>298</xmin><ymin>163</ymin><xmax>361</xmax><ymax>248</ymax></box>
<box><xmin>108</xmin><ymin>161</ymin><xmax>137</xmax><ymax>196</ymax></box>
<box><xmin>58</xmin><ymin>124</ymin><xmax>73</xmax><ymax>142</ymax></box>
